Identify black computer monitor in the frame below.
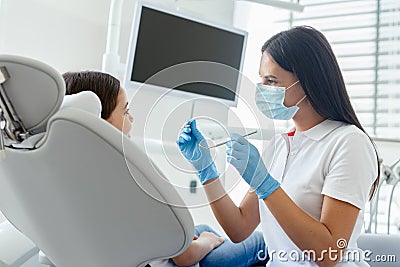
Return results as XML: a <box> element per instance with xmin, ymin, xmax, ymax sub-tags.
<box><xmin>124</xmin><ymin>2</ymin><xmax>247</xmax><ymax>106</ymax></box>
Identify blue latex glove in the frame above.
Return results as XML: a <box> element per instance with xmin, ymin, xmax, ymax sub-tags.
<box><xmin>226</xmin><ymin>133</ymin><xmax>280</xmax><ymax>199</ymax></box>
<box><xmin>176</xmin><ymin>120</ymin><xmax>219</xmax><ymax>184</ymax></box>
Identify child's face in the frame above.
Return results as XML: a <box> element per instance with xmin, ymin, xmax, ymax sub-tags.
<box><xmin>106</xmin><ymin>88</ymin><xmax>134</xmax><ymax>137</ymax></box>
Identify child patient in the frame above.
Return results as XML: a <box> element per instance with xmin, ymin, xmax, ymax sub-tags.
<box><xmin>62</xmin><ymin>71</ymin><xmax>269</xmax><ymax>267</ymax></box>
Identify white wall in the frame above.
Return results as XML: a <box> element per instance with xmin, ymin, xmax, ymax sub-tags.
<box><xmin>0</xmin><ymin>0</ymin><xmax>234</xmax><ymax>73</ymax></box>
<box><xmin>0</xmin><ymin>0</ymin><xmax>110</xmax><ymax>72</ymax></box>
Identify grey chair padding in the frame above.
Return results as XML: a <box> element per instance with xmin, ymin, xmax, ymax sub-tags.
<box><xmin>357</xmin><ymin>233</ymin><xmax>400</xmax><ymax>267</ymax></box>
<box><xmin>0</xmin><ymin>55</ymin><xmax>194</xmax><ymax>267</ymax></box>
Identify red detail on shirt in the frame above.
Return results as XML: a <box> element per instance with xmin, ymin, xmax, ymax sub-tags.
<box><xmin>287</xmin><ymin>131</ymin><xmax>295</xmax><ymax>136</ymax></box>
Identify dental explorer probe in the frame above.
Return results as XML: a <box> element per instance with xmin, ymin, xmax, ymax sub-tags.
<box><xmin>199</xmin><ymin>130</ymin><xmax>258</xmax><ymax>149</ymax></box>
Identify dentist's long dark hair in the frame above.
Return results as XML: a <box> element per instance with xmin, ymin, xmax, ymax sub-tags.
<box><xmin>261</xmin><ymin>26</ymin><xmax>380</xmax><ymax>200</ymax></box>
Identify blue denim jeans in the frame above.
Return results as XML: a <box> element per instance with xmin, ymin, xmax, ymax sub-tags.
<box><xmin>169</xmin><ymin>224</ymin><xmax>269</xmax><ymax>267</ymax></box>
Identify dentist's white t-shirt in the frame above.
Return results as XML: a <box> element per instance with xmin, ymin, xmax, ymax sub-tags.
<box><xmin>258</xmin><ymin>120</ymin><xmax>377</xmax><ymax>266</ymax></box>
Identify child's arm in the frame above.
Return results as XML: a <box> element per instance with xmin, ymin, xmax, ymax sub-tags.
<box><xmin>172</xmin><ymin>231</ymin><xmax>225</xmax><ymax>266</ymax></box>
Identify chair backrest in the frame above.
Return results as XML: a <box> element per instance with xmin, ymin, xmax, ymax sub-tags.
<box><xmin>0</xmin><ymin>55</ymin><xmax>194</xmax><ymax>267</ymax></box>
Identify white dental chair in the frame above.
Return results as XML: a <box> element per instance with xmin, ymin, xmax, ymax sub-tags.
<box><xmin>0</xmin><ymin>55</ymin><xmax>194</xmax><ymax>267</ymax></box>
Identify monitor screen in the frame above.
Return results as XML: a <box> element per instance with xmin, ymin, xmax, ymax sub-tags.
<box><xmin>124</xmin><ymin>3</ymin><xmax>247</xmax><ymax>105</ymax></box>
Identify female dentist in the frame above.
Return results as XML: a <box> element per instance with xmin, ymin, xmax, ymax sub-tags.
<box><xmin>177</xmin><ymin>26</ymin><xmax>380</xmax><ymax>267</ymax></box>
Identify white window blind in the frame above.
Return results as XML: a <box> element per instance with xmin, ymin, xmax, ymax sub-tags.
<box><xmin>290</xmin><ymin>0</ymin><xmax>400</xmax><ymax>138</ymax></box>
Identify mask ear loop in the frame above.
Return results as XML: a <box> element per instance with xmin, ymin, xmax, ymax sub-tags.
<box><xmin>286</xmin><ymin>80</ymin><xmax>306</xmax><ymax>106</ymax></box>
<box><xmin>296</xmin><ymin>95</ymin><xmax>307</xmax><ymax>106</ymax></box>
<box><xmin>285</xmin><ymin>80</ymin><xmax>300</xmax><ymax>91</ymax></box>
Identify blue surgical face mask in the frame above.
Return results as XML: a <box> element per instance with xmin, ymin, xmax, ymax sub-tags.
<box><xmin>255</xmin><ymin>80</ymin><xmax>306</xmax><ymax>120</ymax></box>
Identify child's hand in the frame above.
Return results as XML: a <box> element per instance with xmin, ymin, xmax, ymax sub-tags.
<box><xmin>172</xmin><ymin>231</ymin><xmax>225</xmax><ymax>266</ymax></box>
<box><xmin>198</xmin><ymin>231</ymin><xmax>225</xmax><ymax>250</ymax></box>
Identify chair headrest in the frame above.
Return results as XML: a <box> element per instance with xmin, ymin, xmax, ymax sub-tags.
<box><xmin>60</xmin><ymin>91</ymin><xmax>102</xmax><ymax>117</ymax></box>
<box><xmin>0</xmin><ymin>54</ymin><xmax>65</xmax><ymax>135</ymax></box>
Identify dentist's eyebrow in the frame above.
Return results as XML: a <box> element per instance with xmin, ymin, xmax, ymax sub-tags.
<box><xmin>260</xmin><ymin>74</ymin><xmax>278</xmax><ymax>79</ymax></box>
<box><xmin>124</xmin><ymin>102</ymin><xmax>128</xmax><ymax>109</ymax></box>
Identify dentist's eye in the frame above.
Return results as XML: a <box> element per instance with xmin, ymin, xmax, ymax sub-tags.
<box><xmin>124</xmin><ymin>108</ymin><xmax>130</xmax><ymax>115</ymax></box>
<box><xmin>267</xmin><ymin>79</ymin><xmax>277</xmax><ymax>85</ymax></box>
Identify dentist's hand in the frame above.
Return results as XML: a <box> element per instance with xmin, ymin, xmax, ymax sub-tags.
<box><xmin>226</xmin><ymin>133</ymin><xmax>280</xmax><ymax>199</ymax></box>
<box><xmin>176</xmin><ymin>120</ymin><xmax>219</xmax><ymax>184</ymax></box>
